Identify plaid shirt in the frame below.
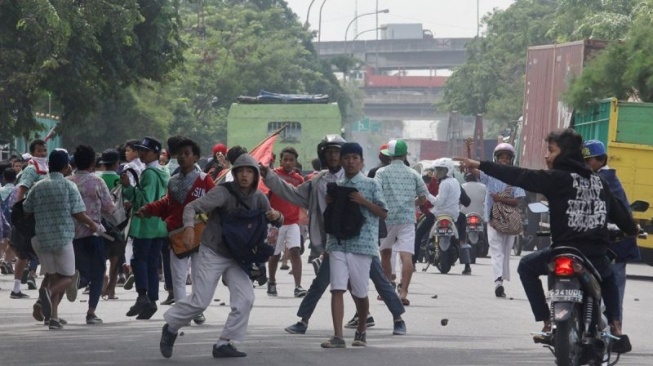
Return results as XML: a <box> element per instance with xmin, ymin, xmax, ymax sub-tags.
<box><xmin>375</xmin><ymin>160</ymin><xmax>428</xmax><ymax>225</ymax></box>
<box><xmin>23</xmin><ymin>172</ymin><xmax>86</xmax><ymax>252</ymax></box>
<box><xmin>326</xmin><ymin>172</ymin><xmax>387</xmax><ymax>257</ymax></box>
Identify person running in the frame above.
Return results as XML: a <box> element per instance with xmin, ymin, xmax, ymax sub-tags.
<box><xmin>375</xmin><ymin>139</ymin><xmax>428</xmax><ymax>305</ymax></box>
<box><xmin>67</xmin><ymin>145</ymin><xmax>116</xmax><ymax>324</ymax></box>
<box><xmin>121</xmin><ymin>137</ymin><xmax>170</xmax><ymax>319</ymax></box>
<box><xmin>266</xmin><ymin>146</ymin><xmax>307</xmax><ymax>298</ymax></box>
<box><xmin>137</xmin><ymin>137</ymin><xmax>214</xmax><ymax>325</ymax></box>
<box><xmin>320</xmin><ymin>142</ymin><xmax>388</xmax><ymax>348</ymax></box>
<box><xmin>159</xmin><ymin>154</ymin><xmax>283</xmax><ymax>359</ymax></box>
<box><xmin>24</xmin><ymin>149</ymin><xmax>100</xmax><ymax>329</ymax></box>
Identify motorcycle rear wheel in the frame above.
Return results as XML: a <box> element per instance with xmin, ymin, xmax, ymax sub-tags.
<box><xmin>554</xmin><ymin>306</ymin><xmax>583</xmax><ymax>366</ymax></box>
<box><xmin>513</xmin><ymin>236</ymin><xmax>523</xmax><ymax>256</ymax></box>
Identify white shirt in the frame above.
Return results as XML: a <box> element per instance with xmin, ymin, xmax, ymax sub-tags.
<box><xmin>430</xmin><ymin>177</ymin><xmax>461</xmax><ymax>219</ymax></box>
<box><xmin>460</xmin><ymin>181</ymin><xmax>487</xmax><ymax>218</ymax></box>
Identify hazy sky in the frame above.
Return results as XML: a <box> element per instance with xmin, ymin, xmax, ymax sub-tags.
<box><xmin>284</xmin><ymin>0</ymin><xmax>516</xmax><ymax>41</ymax></box>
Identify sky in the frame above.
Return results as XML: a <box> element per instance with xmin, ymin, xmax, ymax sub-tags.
<box><xmin>284</xmin><ymin>0</ymin><xmax>516</xmax><ymax>41</ymax></box>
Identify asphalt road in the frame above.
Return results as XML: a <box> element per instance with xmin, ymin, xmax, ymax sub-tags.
<box><xmin>1</xmin><ymin>252</ymin><xmax>652</xmax><ymax>365</ymax></box>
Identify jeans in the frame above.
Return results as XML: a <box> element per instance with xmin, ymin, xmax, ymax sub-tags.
<box><xmin>296</xmin><ymin>255</ymin><xmax>405</xmax><ymax>320</ymax></box>
<box><xmin>132</xmin><ymin>237</ymin><xmax>165</xmax><ymax>302</ymax></box>
<box><xmin>73</xmin><ymin>236</ymin><xmax>106</xmax><ymax>309</ymax></box>
<box><xmin>518</xmin><ymin>249</ymin><xmax>621</xmax><ymax>323</ymax></box>
<box><xmin>612</xmin><ymin>261</ymin><xmax>627</xmax><ymax>324</ymax></box>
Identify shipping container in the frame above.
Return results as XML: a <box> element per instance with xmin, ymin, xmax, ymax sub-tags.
<box><xmin>381</xmin><ymin>23</ymin><xmax>424</xmax><ymax>40</ymax></box>
<box><xmin>574</xmin><ymin>98</ymin><xmax>653</xmax><ymax>266</ymax></box>
<box><xmin>518</xmin><ymin>40</ymin><xmax>608</xmax><ymax>169</ymax></box>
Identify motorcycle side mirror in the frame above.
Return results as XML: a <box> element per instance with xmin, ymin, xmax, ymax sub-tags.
<box><xmin>528</xmin><ymin>202</ymin><xmax>549</xmax><ymax>214</ymax></box>
<box><xmin>631</xmin><ymin>200</ymin><xmax>649</xmax><ymax>212</ymax></box>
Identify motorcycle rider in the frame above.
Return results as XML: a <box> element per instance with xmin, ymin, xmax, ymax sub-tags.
<box><xmin>429</xmin><ymin>158</ymin><xmax>472</xmax><ymax>274</ymax></box>
<box><xmin>456</xmin><ymin>128</ymin><xmax>637</xmax><ymax>354</ymax></box>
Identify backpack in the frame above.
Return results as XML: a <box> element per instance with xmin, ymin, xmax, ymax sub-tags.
<box><xmin>489</xmin><ymin>186</ymin><xmax>522</xmax><ymax>235</ymax></box>
<box><xmin>218</xmin><ymin>182</ymin><xmax>274</xmax><ymax>266</ymax></box>
<box><xmin>11</xmin><ymin>199</ymin><xmax>36</xmax><ymax>239</ymax></box>
<box><xmin>323</xmin><ymin>182</ymin><xmax>365</xmax><ymax>243</ymax></box>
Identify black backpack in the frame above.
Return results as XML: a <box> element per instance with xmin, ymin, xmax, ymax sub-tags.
<box><xmin>323</xmin><ymin>182</ymin><xmax>365</xmax><ymax>243</ymax></box>
<box><xmin>218</xmin><ymin>183</ymin><xmax>274</xmax><ymax>266</ymax></box>
<box><xmin>11</xmin><ymin>199</ymin><xmax>36</xmax><ymax>239</ymax></box>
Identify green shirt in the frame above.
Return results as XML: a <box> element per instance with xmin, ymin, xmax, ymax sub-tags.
<box><xmin>97</xmin><ymin>171</ymin><xmax>120</xmax><ymax>190</ymax></box>
<box><xmin>123</xmin><ymin>164</ymin><xmax>170</xmax><ymax>238</ymax></box>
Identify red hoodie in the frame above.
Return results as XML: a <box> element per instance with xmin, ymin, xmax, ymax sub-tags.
<box><xmin>268</xmin><ymin>167</ymin><xmax>304</xmax><ymax>225</ymax></box>
<box><xmin>143</xmin><ymin>172</ymin><xmax>216</xmax><ymax>231</ymax></box>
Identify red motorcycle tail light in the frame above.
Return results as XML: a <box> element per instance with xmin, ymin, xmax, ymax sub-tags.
<box><xmin>467</xmin><ymin>215</ymin><xmax>480</xmax><ymax>225</ymax></box>
<box><xmin>554</xmin><ymin>257</ymin><xmax>575</xmax><ymax>276</ymax></box>
<box><xmin>437</xmin><ymin>220</ymin><xmax>451</xmax><ymax>229</ymax></box>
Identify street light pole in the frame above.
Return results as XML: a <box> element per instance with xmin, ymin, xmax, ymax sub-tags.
<box><xmin>353</xmin><ymin>27</ymin><xmax>387</xmax><ymax>42</ymax></box>
<box><xmin>306</xmin><ymin>0</ymin><xmax>317</xmax><ymax>27</ymax></box>
<box><xmin>345</xmin><ymin>9</ymin><xmax>389</xmax><ymax>43</ymax></box>
<box><xmin>318</xmin><ymin>0</ymin><xmax>328</xmax><ymax>42</ymax></box>
<box><xmin>476</xmin><ymin>0</ymin><xmax>480</xmax><ymax>37</ymax></box>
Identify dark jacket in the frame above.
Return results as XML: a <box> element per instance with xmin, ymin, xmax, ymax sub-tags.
<box><xmin>479</xmin><ymin>155</ymin><xmax>637</xmax><ymax>257</ymax></box>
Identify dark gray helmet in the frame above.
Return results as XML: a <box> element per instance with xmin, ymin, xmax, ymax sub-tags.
<box><xmin>317</xmin><ymin>134</ymin><xmax>345</xmax><ymax>167</ymax></box>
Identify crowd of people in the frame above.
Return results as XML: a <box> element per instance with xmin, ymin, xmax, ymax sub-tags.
<box><xmin>0</xmin><ymin>128</ymin><xmax>638</xmax><ymax>358</ymax></box>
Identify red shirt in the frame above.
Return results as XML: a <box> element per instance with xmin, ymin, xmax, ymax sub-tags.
<box><xmin>420</xmin><ymin>178</ymin><xmax>440</xmax><ymax>215</ymax></box>
<box><xmin>268</xmin><ymin>167</ymin><xmax>304</xmax><ymax>225</ymax></box>
<box><xmin>143</xmin><ymin>173</ymin><xmax>216</xmax><ymax>231</ymax></box>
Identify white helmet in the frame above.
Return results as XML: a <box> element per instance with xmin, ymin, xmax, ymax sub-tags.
<box><xmin>432</xmin><ymin>158</ymin><xmax>454</xmax><ymax>178</ymax></box>
<box><xmin>493</xmin><ymin>143</ymin><xmax>515</xmax><ymax>164</ymax></box>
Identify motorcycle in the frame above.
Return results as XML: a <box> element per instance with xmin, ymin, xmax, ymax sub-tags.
<box><xmin>422</xmin><ymin>215</ymin><xmax>459</xmax><ymax>274</ymax></box>
<box><xmin>465</xmin><ymin>212</ymin><xmax>488</xmax><ymax>262</ymax></box>
<box><xmin>529</xmin><ymin>200</ymin><xmax>650</xmax><ymax>366</ymax></box>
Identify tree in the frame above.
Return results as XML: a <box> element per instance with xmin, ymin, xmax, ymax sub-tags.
<box><xmin>440</xmin><ymin>0</ymin><xmax>558</xmax><ymax>132</ymax></box>
<box><xmin>565</xmin><ymin>1</ymin><xmax>653</xmax><ymax>108</ymax></box>
<box><xmin>0</xmin><ymin>1</ymin><xmax>184</xmax><ymax>139</ymax></box>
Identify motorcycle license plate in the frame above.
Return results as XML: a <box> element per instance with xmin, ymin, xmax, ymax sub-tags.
<box><xmin>436</xmin><ymin>229</ymin><xmax>452</xmax><ymax>235</ymax></box>
<box><xmin>548</xmin><ymin>289</ymin><xmax>583</xmax><ymax>303</ymax></box>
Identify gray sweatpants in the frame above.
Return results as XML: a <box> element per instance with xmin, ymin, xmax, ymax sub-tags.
<box><xmin>163</xmin><ymin>245</ymin><xmax>254</xmax><ymax>343</ymax></box>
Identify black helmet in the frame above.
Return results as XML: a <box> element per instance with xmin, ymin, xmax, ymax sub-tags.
<box><xmin>317</xmin><ymin>134</ymin><xmax>345</xmax><ymax>167</ymax></box>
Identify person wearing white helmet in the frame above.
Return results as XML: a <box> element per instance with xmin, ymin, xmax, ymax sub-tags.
<box><xmin>465</xmin><ymin>141</ymin><xmax>525</xmax><ymax>297</ymax></box>
<box><xmin>429</xmin><ymin>158</ymin><xmax>461</xmax><ymax>220</ymax></box>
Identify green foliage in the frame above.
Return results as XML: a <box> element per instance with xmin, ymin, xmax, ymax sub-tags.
<box><xmin>441</xmin><ymin>0</ymin><xmax>557</xmax><ymax>132</ymax></box>
<box><xmin>565</xmin><ymin>1</ymin><xmax>653</xmax><ymax>108</ymax></box>
<box><xmin>0</xmin><ymin>0</ymin><xmax>184</xmax><ymax>140</ymax></box>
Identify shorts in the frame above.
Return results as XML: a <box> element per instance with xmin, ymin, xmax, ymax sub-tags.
<box><xmin>329</xmin><ymin>251</ymin><xmax>372</xmax><ymax>298</ymax></box>
<box><xmin>9</xmin><ymin>228</ymin><xmax>37</xmax><ymax>261</ymax></box>
<box><xmin>379</xmin><ymin>223</ymin><xmax>416</xmax><ymax>254</ymax></box>
<box><xmin>31</xmin><ymin>237</ymin><xmax>75</xmax><ymax>276</ymax></box>
<box><xmin>274</xmin><ymin>223</ymin><xmax>301</xmax><ymax>255</ymax></box>
<box><xmin>104</xmin><ymin>237</ymin><xmax>126</xmax><ymax>258</ymax></box>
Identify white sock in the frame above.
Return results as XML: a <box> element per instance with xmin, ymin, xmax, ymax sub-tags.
<box><xmin>216</xmin><ymin>339</ymin><xmax>229</xmax><ymax>347</ymax></box>
<box><xmin>13</xmin><ymin>279</ymin><xmax>21</xmax><ymax>293</ymax></box>
<box><xmin>167</xmin><ymin>325</ymin><xmax>179</xmax><ymax>334</ymax></box>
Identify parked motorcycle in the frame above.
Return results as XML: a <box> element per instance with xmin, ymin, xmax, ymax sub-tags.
<box><xmin>422</xmin><ymin>215</ymin><xmax>459</xmax><ymax>274</ymax></box>
<box><xmin>465</xmin><ymin>213</ymin><xmax>488</xmax><ymax>261</ymax></box>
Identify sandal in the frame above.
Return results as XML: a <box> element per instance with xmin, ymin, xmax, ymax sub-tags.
<box><xmin>400</xmin><ymin>298</ymin><xmax>410</xmax><ymax>306</ymax></box>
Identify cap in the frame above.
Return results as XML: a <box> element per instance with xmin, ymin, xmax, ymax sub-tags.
<box><xmin>341</xmin><ymin>142</ymin><xmax>363</xmax><ymax>157</ymax></box>
<box><xmin>582</xmin><ymin>140</ymin><xmax>606</xmax><ymax>158</ymax></box>
<box><xmin>212</xmin><ymin>143</ymin><xmax>228</xmax><ymax>156</ymax></box>
<box><xmin>134</xmin><ymin>136</ymin><xmax>162</xmax><ymax>153</ymax></box>
<box><xmin>99</xmin><ymin>148</ymin><xmax>120</xmax><ymax>165</ymax></box>
<box><xmin>381</xmin><ymin>139</ymin><xmax>408</xmax><ymax>157</ymax></box>
<box><xmin>48</xmin><ymin>148</ymin><xmax>70</xmax><ymax>171</ymax></box>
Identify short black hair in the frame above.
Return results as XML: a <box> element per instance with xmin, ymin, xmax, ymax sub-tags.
<box><xmin>545</xmin><ymin>128</ymin><xmax>584</xmax><ymax>162</ymax></box>
<box><xmin>177</xmin><ymin>138</ymin><xmax>201</xmax><ymax>158</ymax></box>
<box><xmin>29</xmin><ymin>139</ymin><xmax>46</xmax><ymax>154</ymax></box>
<box><xmin>3</xmin><ymin>168</ymin><xmax>17</xmax><ymax>183</ymax></box>
<box><xmin>227</xmin><ymin>145</ymin><xmax>248</xmax><ymax>165</ymax></box>
<box><xmin>167</xmin><ymin>135</ymin><xmax>185</xmax><ymax>156</ymax></box>
<box><xmin>593</xmin><ymin>154</ymin><xmax>608</xmax><ymax>167</ymax></box>
<box><xmin>124</xmin><ymin>139</ymin><xmax>140</xmax><ymax>150</ymax></box>
<box><xmin>74</xmin><ymin>144</ymin><xmax>96</xmax><ymax>171</ymax></box>
<box><xmin>311</xmin><ymin>158</ymin><xmax>321</xmax><ymax>171</ymax></box>
<box><xmin>280</xmin><ymin>146</ymin><xmax>298</xmax><ymax>160</ymax></box>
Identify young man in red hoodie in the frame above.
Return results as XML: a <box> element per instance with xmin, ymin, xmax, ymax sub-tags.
<box><xmin>137</xmin><ymin>138</ymin><xmax>215</xmax><ymax>325</ymax></box>
<box><xmin>267</xmin><ymin>147</ymin><xmax>307</xmax><ymax>298</ymax></box>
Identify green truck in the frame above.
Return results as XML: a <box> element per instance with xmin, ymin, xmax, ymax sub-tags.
<box><xmin>574</xmin><ymin>98</ymin><xmax>653</xmax><ymax>265</ymax></box>
<box><xmin>227</xmin><ymin>102</ymin><xmax>342</xmax><ymax>168</ymax></box>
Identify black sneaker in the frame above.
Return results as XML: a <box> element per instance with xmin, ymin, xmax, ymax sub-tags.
<box><xmin>21</xmin><ymin>268</ymin><xmax>29</xmax><ymax>284</ymax></box>
<box><xmin>462</xmin><ymin>266</ymin><xmax>472</xmax><ymax>275</ymax></box>
<box><xmin>48</xmin><ymin>318</ymin><xmax>63</xmax><ymax>330</ymax></box>
<box><xmin>212</xmin><ymin>342</ymin><xmax>246</xmax><ymax>358</ymax></box>
<box><xmin>393</xmin><ymin>320</ymin><xmax>407</xmax><ymax>335</ymax></box>
<box><xmin>32</xmin><ymin>299</ymin><xmax>44</xmax><ymax>321</ymax></box>
<box><xmin>352</xmin><ymin>330</ymin><xmax>367</xmax><ymax>347</ymax></box>
<box><xmin>136</xmin><ymin>302</ymin><xmax>158</xmax><ymax>320</ymax></box>
<box><xmin>294</xmin><ymin>286</ymin><xmax>307</xmax><ymax>298</ymax></box>
<box><xmin>160</xmin><ymin>293</ymin><xmax>175</xmax><ymax>305</ymax></box>
<box><xmin>10</xmin><ymin>291</ymin><xmax>30</xmax><ymax>299</ymax></box>
<box><xmin>267</xmin><ymin>282</ymin><xmax>277</xmax><ymax>297</ymax></box>
<box><xmin>495</xmin><ymin>284</ymin><xmax>506</xmax><ymax>298</ymax></box>
<box><xmin>117</xmin><ymin>275</ymin><xmax>126</xmax><ymax>285</ymax></box>
<box><xmin>345</xmin><ymin>315</ymin><xmax>375</xmax><ymax>329</ymax></box>
<box><xmin>257</xmin><ymin>271</ymin><xmax>268</xmax><ymax>287</ymax></box>
<box><xmin>193</xmin><ymin>312</ymin><xmax>206</xmax><ymax>325</ymax></box>
<box><xmin>126</xmin><ymin>295</ymin><xmax>151</xmax><ymax>317</ymax></box>
<box><xmin>26</xmin><ymin>277</ymin><xmax>37</xmax><ymax>290</ymax></box>
<box><xmin>160</xmin><ymin>324</ymin><xmax>178</xmax><ymax>358</ymax></box>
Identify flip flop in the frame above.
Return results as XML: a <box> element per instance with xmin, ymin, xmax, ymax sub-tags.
<box><xmin>400</xmin><ymin>298</ymin><xmax>410</xmax><ymax>306</ymax></box>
